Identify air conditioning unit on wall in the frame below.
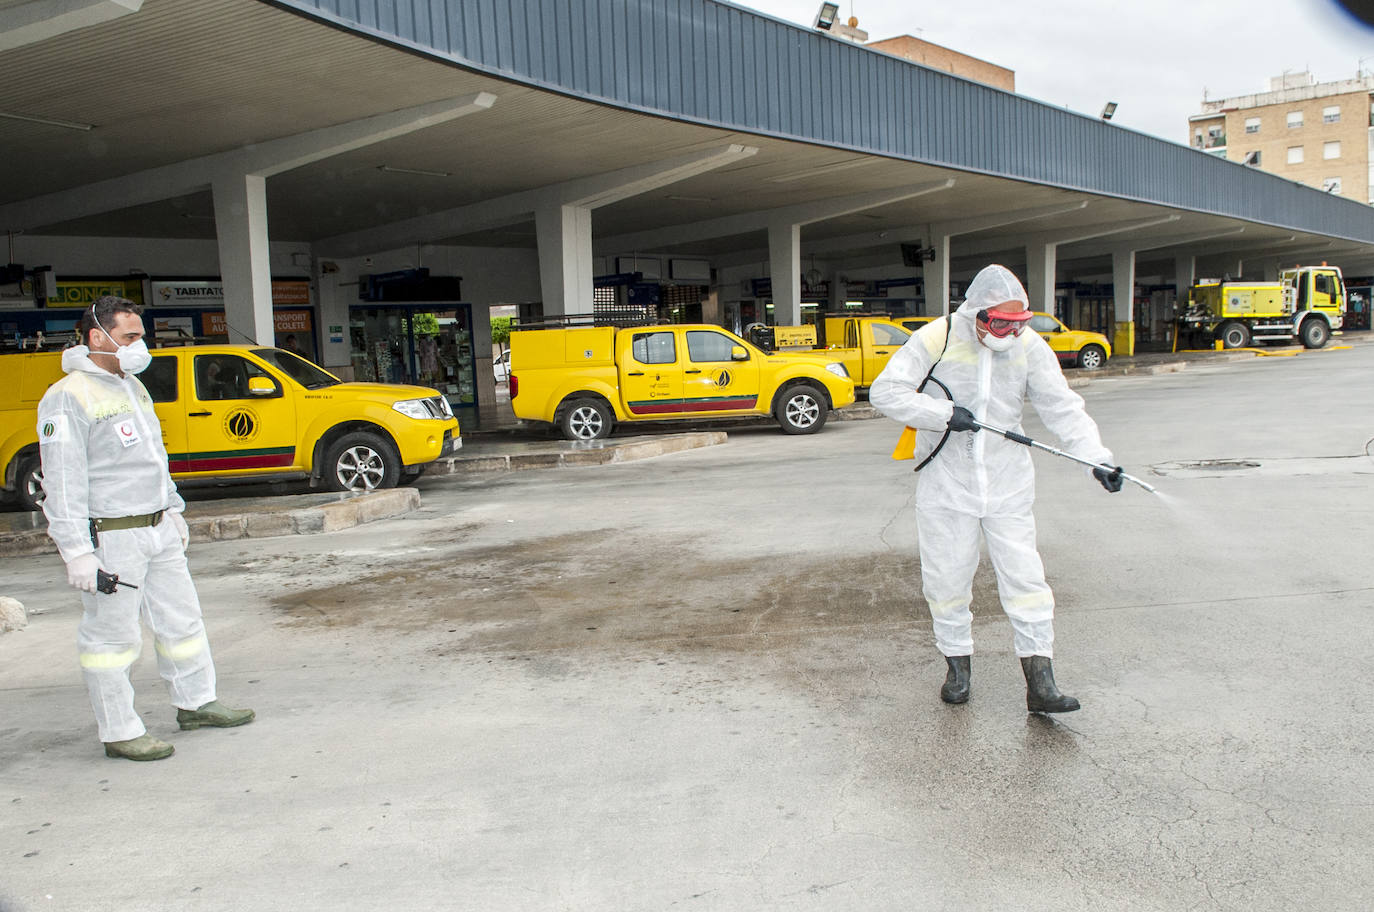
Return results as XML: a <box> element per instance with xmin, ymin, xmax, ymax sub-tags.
<box><xmin>670</xmin><ymin>258</ymin><xmax>710</xmax><ymax>281</ymax></box>
<box><xmin>616</xmin><ymin>257</ymin><xmax>660</xmax><ymax>280</ymax></box>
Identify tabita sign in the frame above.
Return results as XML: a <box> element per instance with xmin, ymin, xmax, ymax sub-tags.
<box><xmin>151</xmin><ymin>280</ymin><xmax>310</xmax><ymax>306</ymax></box>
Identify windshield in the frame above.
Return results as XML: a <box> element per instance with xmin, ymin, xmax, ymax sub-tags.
<box><xmin>252</xmin><ymin>348</ymin><xmax>341</xmax><ymax>389</ymax></box>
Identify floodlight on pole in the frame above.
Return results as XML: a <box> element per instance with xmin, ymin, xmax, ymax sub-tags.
<box><xmin>813</xmin><ymin>2</ymin><xmax>839</xmax><ymax>30</ymax></box>
<box><xmin>1100</xmin><ymin>102</ymin><xmax>1118</xmax><ymax>121</ymax></box>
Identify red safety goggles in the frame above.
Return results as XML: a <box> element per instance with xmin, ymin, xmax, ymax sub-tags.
<box><xmin>977</xmin><ymin>307</ymin><xmax>1033</xmax><ymax>338</ymax></box>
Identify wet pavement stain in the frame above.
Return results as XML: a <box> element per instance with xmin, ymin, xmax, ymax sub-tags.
<box><xmin>271</xmin><ymin>531</ymin><xmax>1011</xmax><ymax>657</ymax></box>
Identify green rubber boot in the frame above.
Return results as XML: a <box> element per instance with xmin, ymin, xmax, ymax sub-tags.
<box><xmin>177</xmin><ymin>700</ymin><xmax>255</xmax><ymax>730</ymax></box>
<box><xmin>104</xmin><ymin>734</ymin><xmax>175</xmax><ymax>761</ymax></box>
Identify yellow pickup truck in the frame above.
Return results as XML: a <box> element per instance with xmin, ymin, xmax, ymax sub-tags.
<box><xmin>819</xmin><ymin>316</ymin><xmax>911</xmax><ymax>389</ymax></box>
<box><xmin>1</xmin><ymin>345</ymin><xmax>460</xmax><ymax>510</ymax></box>
<box><xmin>510</xmin><ymin>323</ymin><xmax>855</xmax><ymax>439</ymax></box>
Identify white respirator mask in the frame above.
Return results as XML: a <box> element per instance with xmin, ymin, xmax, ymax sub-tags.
<box><xmin>979</xmin><ymin>331</ymin><xmax>1017</xmax><ymax>352</ymax></box>
<box><xmin>94</xmin><ymin>309</ymin><xmax>152</xmax><ymax>374</ymax></box>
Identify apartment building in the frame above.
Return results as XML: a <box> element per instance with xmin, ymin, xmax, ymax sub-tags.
<box><xmin>1189</xmin><ymin>71</ymin><xmax>1374</xmax><ymax>204</ymax></box>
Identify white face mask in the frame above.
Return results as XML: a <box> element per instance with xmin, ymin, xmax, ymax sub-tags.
<box><xmin>979</xmin><ymin>330</ymin><xmax>1017</xmax><ymax>352</ymax></box>
<box><xmin>97</xmin><ymin>321</ymin><xmax>153</xmax><ymax>374</ymax></box>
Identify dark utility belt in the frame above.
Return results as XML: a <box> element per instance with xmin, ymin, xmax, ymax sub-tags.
<box><xmin>89</xmin><ymin>511</ymin><xmax>165</xmax><ymax>547</ymax></box>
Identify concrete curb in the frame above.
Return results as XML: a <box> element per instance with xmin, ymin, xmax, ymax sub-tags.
<box><xmin>0</xmin><ymin>488</ymin><xmax>421</xmax><ymax>558</ymax></box>
<box><xmin>427</xmin><ymin>431</ymin><xmax>727</xmax><ymax>475</ymax></box>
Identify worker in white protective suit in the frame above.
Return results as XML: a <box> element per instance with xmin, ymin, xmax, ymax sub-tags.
<box><xmin>37</xmin><ymin>296</ymin><xmax>253</xmax><ymax>761</ymax></box>
<box><xmin>870</xmin><ymin>265</ymin><xmax>1123</xmax><ymax>713</ymax></box>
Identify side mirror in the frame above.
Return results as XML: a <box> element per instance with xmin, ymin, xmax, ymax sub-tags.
<box><xmin>731</xmin><ymin>345</ymin><xmax>749</xmax><ymax>361</ymax></box>
<box><xmin>247</xmin><ymin>376</ymin><xmax>276</xmax><ymax>397</ymax></box>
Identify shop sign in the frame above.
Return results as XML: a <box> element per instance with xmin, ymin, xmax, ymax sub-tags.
<box><xmin>271</xmin><ymin>280</ymin><xmax>310</xmax><ymax>305</ymax></box>
<box><xmin>152</xmin><ymin>281</ymin><xmax>223</xmax><ymax>305</ymax></box>
<box><xmin>152</xmin><ymin>315</ymin><xmax>196</xmax><ymax>343</ymax></box>
<box><xmin>44</xmin><ymin>279</ymin><xmax>144</xmax><ymax>308</ymax></box>
<box><xmin>203</xmin><ymin>309</ymin><xmax>313</xmax><ymax>336</ymax></box>
<box><xmin>152</xmin><ymin>279</ymin><xmax>310</xmax><ymax>306</ymax></box>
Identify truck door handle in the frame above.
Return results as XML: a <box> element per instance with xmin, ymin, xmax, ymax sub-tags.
<box><xmin>189</xmin><ymin>411</ymin><xmax>211</xmax><ymax>417</ymax></box>
<box><xmin>627</xmin><ymin>371</ymin><xmax>644</xmax><ymax>377</ymax></box>
<box><xmin>685</xmin><ymin>369</ymin><xmax>702</xmax><ymax>374</ymax></box>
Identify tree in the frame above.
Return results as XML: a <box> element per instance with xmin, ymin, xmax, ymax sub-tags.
<box><xmin>491</xmin><ymin>316</ymin><xmax>514</xmax><ymax>353</ymax></box>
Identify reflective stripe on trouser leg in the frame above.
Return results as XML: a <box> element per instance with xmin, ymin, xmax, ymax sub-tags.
<box><xmin>981</xmin><ymin>510</ymin><xmax>1056</xmax><ymax>658</ymax></box>
<box><xmin>140</xmin><ymin>519</ymin><xmax>216</xmax><ymax>711</ymax></box>
<box><xmin>76</xmin><ymin>531</ymin><xmax>148</xmax><ymax>743</ymax></box>
<box><xmin>916</xmin><ymin>506</ymin><xmax>983</xmax><ymax>657</ymax></box>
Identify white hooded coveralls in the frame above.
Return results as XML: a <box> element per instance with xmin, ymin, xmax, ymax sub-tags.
<box><xmin>869</xmin><ymin>265</ymin><xmax>1112</xmax><ymax>658</ymax></box>
<box><xmin>38</xmin><ymin>347</ymin><xmax>216</xmax><ymax>742</ymax></box>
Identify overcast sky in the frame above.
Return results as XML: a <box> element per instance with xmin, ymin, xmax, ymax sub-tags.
<box><xmin>732</xmin><ymin>0</ymin><xmax>1374</xmax><ymax>144</ymax></box>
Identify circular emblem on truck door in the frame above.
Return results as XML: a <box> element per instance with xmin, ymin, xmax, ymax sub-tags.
<box><xmin>714</xmin><ymin>369</ymin><xmax>732</xmax><ymax>388</ymax></box>
<box><xmin>223</xmin><ymin>408</ymin><xmax>259</xmax><ymax>442</ymax></box>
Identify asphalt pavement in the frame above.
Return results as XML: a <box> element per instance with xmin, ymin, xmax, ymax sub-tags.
<box><xmin>2</xmin><ymin>335</ymin><xmax>1372</xmax><ymax>911</ymax></box>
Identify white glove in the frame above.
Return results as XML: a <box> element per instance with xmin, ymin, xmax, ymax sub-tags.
<box><xmin>169</xmin><ymin>511</ymin><xmax>190</xmax><ymax>550</ymax></box>
<box><xmin>66</xmin><ymin>553</ymin><xmax>102</xmax><ymax>593</ymax></box>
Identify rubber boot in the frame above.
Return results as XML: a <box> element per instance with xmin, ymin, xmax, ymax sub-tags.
<box><xmin>940</xmin><ymin>655</ymin><xmax>971</xmax><ymax>704</ymax></box>
<box><xmin>104</xmin><ymin>734</ymin><xmax>175</xmax><ymax>761</ymax></box>
<box><xmin>1021</xmin><ymin>655</ymin><xmax>1080</xmax><ymax>713</ymax></box>
<box><xmin>177</xmin><ymin>700</ymin><xmax>255</xmax><ymax>730</ymax></box>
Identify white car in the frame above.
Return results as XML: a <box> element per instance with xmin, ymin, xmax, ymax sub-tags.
<box><xmin>493</xmin><ymin>349</ymin><xmax>511</xmax><ymax>382</ymax></box>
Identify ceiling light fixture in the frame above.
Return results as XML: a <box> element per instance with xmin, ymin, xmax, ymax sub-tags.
<box><xmin>666</xmin><ymin>194</ymin><xmax>716</xmax><ymax>203</ymax></box>
<box><xmin>377</xmin><ymin>165</ymin><xmax>452</xmax><ymax>178</ymax></box>
<box><xmin>0</xmin><ymin>110</ymin><xmax>94</xmax><ymax>131</ymax></box>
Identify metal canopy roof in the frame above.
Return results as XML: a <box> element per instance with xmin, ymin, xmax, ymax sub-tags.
<box><xmin>1</xmin><ymin>0</ymin><xmax>1369</xmax><ymax>272</ymax></box>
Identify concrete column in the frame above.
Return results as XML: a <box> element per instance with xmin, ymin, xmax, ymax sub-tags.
<box><xmin>535</xmin><ymin>203</ymin><xmax>593</xmax><ymax>317</ymax></box>
<box><xmin>828</xmin><ymin>269</ymin><xmax>845</xmax><ymax>313</ymax></box>
<box><xmin>212</xmin><ymin>172</ymin><xmax>274</xmax><ymax>344</ymax></box>
<box><xmin>768</xmin><ymin>221</ymin><xmax>801</xmax><ymax>326</ymax></box>
<box><xmin>925</xmin><ymin>235</ymin><xmax>951</xmax><ymax>315</ymax></box>
<box><xmin>1111</xmin><ymin>249</ymin><xmax>1136</xmax><ymax>357</ymax></box>
<box><xmin>1025</xmin><ymin>241</ymin><xmax>1058</xmax><ymax>313</ymax></box>
<box><xmin>314</xmin><ymin>261</ymin><xmax>352</xmax><ymax>375</ymax></box>
<box><xmin>1173</xmin><ymin>254</ymin><xmax>1195</xmax><ymax>302</ymax></box>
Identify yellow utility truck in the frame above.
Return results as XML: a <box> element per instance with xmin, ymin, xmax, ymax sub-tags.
<box><xmin>510</xmin><ymin>323</ymin><xmax>855</xmax><ymax>439</ymax></box>
<box><xmin>1177</xmin><ymin>265</ymin><xmax>1345</xmax><ymax>349</ymax></box>
<box><xmin>745</xmin><ymin>315</ymin><xmax>911</xmax><ymax>391</ymax></box>
<box><xmin>1</xmin><ymin>345</ymin><xmax>460</xmax><ymax>511</ymax></box>
<box><xmin>819</xmin><ymin>316</ymin><xmax>911</xmax><ymax>389</ymax></box>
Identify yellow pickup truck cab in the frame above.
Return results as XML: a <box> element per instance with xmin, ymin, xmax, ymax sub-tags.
<box><xmin>820</xmin><ymin>316</ymin><xmax>911</xmax><ymax>389</ymax></box>
<box><xmin>1</xmin><ymin>345</ymin><xmax>460</xmax><ymax>510</ymax></box>
<box><xmin>1027</xmin><ymin>313</ymin><xmax>1111</xmax><ymax>370</ymax></box>
<box><xmin>510</xmin><ymin>323</ymin><xmax>855</xmax><ymax>439</ymax></box>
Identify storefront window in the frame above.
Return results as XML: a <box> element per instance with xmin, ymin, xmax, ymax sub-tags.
<box><xmin>348</xmin><ymin>304</ymin><xmax>475</xmax><ymax>407</ymax></box>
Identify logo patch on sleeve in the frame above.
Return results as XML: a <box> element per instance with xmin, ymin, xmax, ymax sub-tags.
<box><xmin>38</xmin><ymin>416</ymin><xmax>68</xmax><ymax>443</ymax></box>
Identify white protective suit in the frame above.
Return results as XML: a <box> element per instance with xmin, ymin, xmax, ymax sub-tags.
<box><xmin>869</xmin><ymin>265</ymin><xmax>1113</xmax><ymax>659</ymax></box>
<box><xmin>37</xmin><ymin>346</ymin><xmax>216</xmax><ymax>743</ymax></box>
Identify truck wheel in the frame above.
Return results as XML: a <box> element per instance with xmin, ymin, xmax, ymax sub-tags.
<box><xmin>1299</xmin><ymin>317</ymin><xmax>1330</xmax><ymax>349</ymax></box>
<box><xmin>559</xmin><ymin>398</ymin><xmax>612</xmax><ymax>440</ymax></box>
<box><xmin>775</xmin><ymin>384</ymin><xmax>828</xmax><ymax>435</ymax></box>
<box><xmin>14</xmin><ymin>453</ymin><xmax>44</xmax><ymax>511</ymax></box>
<box><xmin>322</xmin><ymin>431</ymin><xmax>400</xmax><ymax>492</ymax></box>
<box><xmin>1077</xmin><ymin>344</ymin><xmax>1107</xmax><ymax>370</ymax></box>
<box><xmin>1219</xmin><ymin>322</ymin><xmax>1251</xmax><ymax>349</ymax></box>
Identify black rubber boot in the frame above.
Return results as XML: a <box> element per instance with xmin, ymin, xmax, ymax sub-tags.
<box><xmin>1021</xmin><ymin>655</ymin><xmax>1080</xmax><ymax>713</ymax></box>
<box><xmin>940</xmin><ymin>655</ymin><xmax>971</xmax><ymax>704</ymax></box>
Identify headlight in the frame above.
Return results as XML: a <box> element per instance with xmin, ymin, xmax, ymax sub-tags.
<box><xmin>392</xmin><ymin>397</ymin><xmax>450</xmax><ymax>420</ymax></box>
<box><xmin>825</xmin><ymin>362</ymin><xmax>850</xmax><ymax>379</ymax></box>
